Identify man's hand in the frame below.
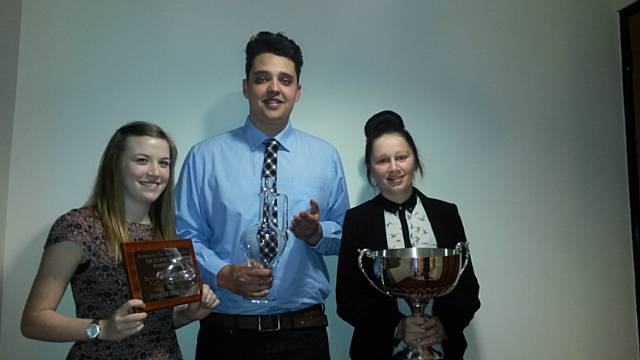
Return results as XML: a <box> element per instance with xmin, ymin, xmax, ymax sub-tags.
<box><xmin>290</xmin><ymin>199</ymin><xmax>323</xmax><ymax>245</ymax></box>
<box><xmin>217</xmin><ymin>263</ymin><xmax>273</xmax><ymax>297</ymax></box>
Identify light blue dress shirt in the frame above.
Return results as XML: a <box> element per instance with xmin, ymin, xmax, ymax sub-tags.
<box><xmin>175</xmin><ymin>119</ymin><xmax>350</xmax><ymax>315</ymax></box>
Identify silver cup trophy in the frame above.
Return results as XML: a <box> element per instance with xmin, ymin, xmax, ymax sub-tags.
<box><xmin>240</xmin><ymin>177</ymin><xmax>288</xmax><ymax>303</ymax></box>
<box><xmin>358</xmin><ymin>243</ymin><xmax>470</xmax><ymax>360</ymax></box>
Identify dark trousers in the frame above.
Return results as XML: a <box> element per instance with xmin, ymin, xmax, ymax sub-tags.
<box><xmin>196</xmin><ymin>325</ymin><xmax>330</xmax><ymax>360</ymax></box>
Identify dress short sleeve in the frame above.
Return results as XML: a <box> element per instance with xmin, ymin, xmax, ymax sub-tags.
<box><xmin>45</xmin><ymin>208</ymin><xmax>100</xmax><ymax>257</ymax></box>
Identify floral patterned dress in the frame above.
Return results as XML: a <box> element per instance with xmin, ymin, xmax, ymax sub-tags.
<box><xmin>46</xmin><ymin>207</ymin><xmax>182</xmax><ymax>360</ymax></box>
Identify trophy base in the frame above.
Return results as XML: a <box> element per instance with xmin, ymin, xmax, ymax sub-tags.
<box><xmin>395</xmin><ymin>346</ymin><xmax>442</xmax><ymax>360</ymax></box>
<box><xmin>243</xmin><ymin>296</ymin><xmax>269</xmax><ymax>304</ymax></box>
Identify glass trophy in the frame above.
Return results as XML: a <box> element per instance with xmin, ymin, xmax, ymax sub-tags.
<box><xmin>240</xmin><ymin>177</ymin><xmax>288</xmax><ymax>303</ymax></box>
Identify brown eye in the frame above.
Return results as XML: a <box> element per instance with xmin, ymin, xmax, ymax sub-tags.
<box><xmin>280</xmin><ymin>76</ymin><xmax>293</xmax><ymax>86</ymax></box>
<box><xmin>254</xmin><ymin>75</ymin><xmax>268</xmax><ymax>84</ymax></box>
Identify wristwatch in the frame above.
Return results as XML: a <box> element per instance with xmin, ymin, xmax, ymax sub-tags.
<box><xmin>394</xmin><ymin>325</ymin><xmax>402</xmax><ymax>339</ymax></box>
<box><xmin>84</xmin><ymin>319</ymin><xmax>101</xmax><ymax>340</ymax></box>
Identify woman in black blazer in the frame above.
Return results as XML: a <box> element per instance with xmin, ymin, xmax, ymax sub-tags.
<box><xmin>336</xmin><ymin>110</ymin><xmax>480</xmax><ymax>360</ymax></box>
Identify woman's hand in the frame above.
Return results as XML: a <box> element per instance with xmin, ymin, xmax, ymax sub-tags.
<box><xmin>183</xmin><ymin>284</ymin><xmax>220</xmax><ymax>321</ymax></box>
<box><xmin>173</xmin><ymin>284</ymin><xmax>220</xmax><ymax>328</ymax></box>
<box><xmin>399</xmin><ymin>315</ymin><xmax>446</xmax><ymax>349</ymax></box>
<box><xmin>422</xmin><ymin>316</ymin><xmax>446</xmax><ymax>347</ymax></box>
<box><xmin>100</xmin><ymin>299</ymin><xmax>147</xmax><ymax>341</ymax></box>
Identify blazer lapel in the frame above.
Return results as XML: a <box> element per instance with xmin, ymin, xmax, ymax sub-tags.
<box><xmin>370</xmin><ymin>195</ymin><xmax>390</xmax><ymax>250</ymax></box>
<box><xmin>416</xmin><ymin>190</ymin><xmax>446</xmax><ymax>247</ymax></box>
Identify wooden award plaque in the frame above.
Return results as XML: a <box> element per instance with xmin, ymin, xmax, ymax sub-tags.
<box><xmin>121</xmin><ymin>239</ymin><xmax>202</xmax><ymax>311</ymax></box>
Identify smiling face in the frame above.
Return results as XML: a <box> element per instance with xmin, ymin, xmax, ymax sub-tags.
<box><xmin>370</xmin><ymin>133</ymin><xmax>416</xmax><ymax>204</ymax></box>
<box><xmin>121</xmin><ymin>135</ymin><xmax>171</xmax><ymax>218</ymax></box>
<box><xmin>242</xmin><ymin>53</ymin><xmax>301</xmax><ymax>135</ymax></box>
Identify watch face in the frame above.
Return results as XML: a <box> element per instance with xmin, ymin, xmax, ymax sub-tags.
<box><xmin>85</xmin><ymin>322</ymin><xmax>100</xmax><ymax>339</ymax></box>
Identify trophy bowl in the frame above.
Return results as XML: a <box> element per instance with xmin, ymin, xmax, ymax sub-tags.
<box><xmin>358</xmin><ymin>243</ymin><xmax>470</xmax><ymax>360</ymax></box>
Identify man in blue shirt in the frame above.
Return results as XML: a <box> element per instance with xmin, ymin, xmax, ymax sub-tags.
<box><xmin>175</xmin><ymin>31</ymin><xmax>349</xmax><ymax>359</ymax></box>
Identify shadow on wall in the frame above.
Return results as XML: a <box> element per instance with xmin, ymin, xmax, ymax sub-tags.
<box><xmin>11</xmin><ymin>224</ymin><xmax>74</xmax><ymax>358</ymax></box>
<box><xmin>202</xmin><ymin>91</ymin><xmax>248</xmax><ymax>140</ymax></box>
<box><xmin>465</xmin><ymin>321</ymin><xmax>481</xmax><ymax>359</ymax></box>
<box><xmin>327</xmin><ymin>158</ymin><xmax>376</xmax><ymax>357</ymax></box>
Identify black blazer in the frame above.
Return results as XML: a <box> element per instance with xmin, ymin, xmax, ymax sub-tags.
<box><xmin>336</xmin><ymin>189</ymin><xmax>480</xmax><ymax>360</ymax></box>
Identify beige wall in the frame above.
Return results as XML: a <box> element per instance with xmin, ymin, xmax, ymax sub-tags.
<box><xmin>1</xmin><ymin>0</ymin><xmax>637</xmax><ymax>359</ymax></box>
<box><xmin>618</xmin><ymin>0</ymin><xmax>638</xmax><ymax>10</ymax></box>
<box><xmin>0</xmin><ymin>0</ymin><xmax>21</xmax><ymax>341</ymax></box>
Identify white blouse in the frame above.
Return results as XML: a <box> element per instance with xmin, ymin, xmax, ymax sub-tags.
<box><xmin>384</xmin><ymin>197</ymin><xmax>437</xmax><ymax>249</ymax></box>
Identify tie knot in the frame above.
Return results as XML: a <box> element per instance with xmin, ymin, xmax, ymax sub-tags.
<box><xmin>263</xmin><ymin>139</ymin><xmax>279</xmax><ymax>152</ymax></box>
<box><xmin>262</xmin><ymin>139</ymin><xmax>279</xmax><ymax>182</ymax></box>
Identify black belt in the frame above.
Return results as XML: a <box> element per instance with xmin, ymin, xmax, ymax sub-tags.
<box><xmin>201</xmin><ymin>304</ymin><xmax>328</xmax><ymax>332</ymax></box>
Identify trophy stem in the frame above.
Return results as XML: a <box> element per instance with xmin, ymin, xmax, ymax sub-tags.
<box><xmin>406</xmin><ymin>298</ymin><xmax>429</xmax><ymax>316</ymax></box>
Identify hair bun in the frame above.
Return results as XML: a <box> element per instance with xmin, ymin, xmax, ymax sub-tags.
<box><xmin>364</xmin><ymin>110</ymin><xmax>405</xmax><ymax>138</ymax></box>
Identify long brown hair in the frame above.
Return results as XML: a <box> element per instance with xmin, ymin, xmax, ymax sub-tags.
<box><xmin>86</xmin><ymin>121</ymin><xmax>178</xmax><ymax>262</ymax></box>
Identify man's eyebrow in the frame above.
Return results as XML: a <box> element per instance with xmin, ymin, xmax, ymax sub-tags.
<box><xmin>251</xmin><ymin>70</ymin><xmax>271</xmax><ymax>76</ymax></box>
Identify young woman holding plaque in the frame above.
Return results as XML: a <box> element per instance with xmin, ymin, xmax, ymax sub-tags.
<box><xmin>336</xmin><ymin>111</ymin><xmax>481</xmax><ymax>360</ymax></box>
<box><xmin>21</xmin><ymin>121</ymin><xmax>219</xmax><ymax>359</ymax></box>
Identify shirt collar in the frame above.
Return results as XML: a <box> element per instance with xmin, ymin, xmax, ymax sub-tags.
<box><xmin>378</xmin><ymin>188</ymin><xmax>418</xmax><ymax>214</ymax></box>
<box><xmin>243</xmin><ymin>117</ymin><xmax>293</xmax><ymax>152</ymax></box>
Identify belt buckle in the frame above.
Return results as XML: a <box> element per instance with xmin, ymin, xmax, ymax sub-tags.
<box><xmin>257</xmin><ymin>314</ymin><xmax>281</xmax><ymax>332</ymax></box>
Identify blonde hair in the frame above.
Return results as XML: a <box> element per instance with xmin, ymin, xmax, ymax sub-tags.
<box><xmin>86</xmin><ymin>121</ymin><xmax>178</xmax><ymax>262</ymax></box>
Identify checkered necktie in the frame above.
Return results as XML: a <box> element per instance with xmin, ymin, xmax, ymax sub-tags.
<box><xmin>260</xmin><ymin>139</ymin><xmax>279</xmax><ymax>262</ymax></box>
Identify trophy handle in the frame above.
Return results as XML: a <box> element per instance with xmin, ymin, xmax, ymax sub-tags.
<box><xmin>263</xmin><ymin>191</ymin><xmax>289</xmax><ymax>239</ymax></box>
<box><xmin>276</xmin><ymin>192</ymin><xmax>288</xmax><ymax>238</ymax></box>
<box><xmin>431</xmin><ymin>242</ymin><xmax>472</xmax><ymax>298</ymax></box>
<box><xmin>357</xmin><ymin>249</ymin><xmax>392</xmax><ymax>297</ymax></box>
<box><xmin>455</xmin><ymin>241</ymin><xmax>471</xmax><ymax>275</ymax></box>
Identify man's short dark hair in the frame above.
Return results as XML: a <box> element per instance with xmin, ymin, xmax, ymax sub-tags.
<box><xmin>245</xmin><ymin>31</ymin><xmax>303</xmax><ymax>81</ymax></box>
